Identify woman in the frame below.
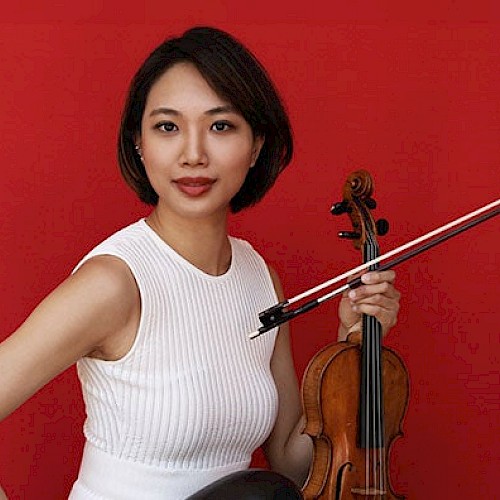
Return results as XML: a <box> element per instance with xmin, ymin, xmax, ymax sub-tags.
<box><xmin>0</xmin><ymin>27</ymin><xmax>399</xmax><ymax>499</ymax></box>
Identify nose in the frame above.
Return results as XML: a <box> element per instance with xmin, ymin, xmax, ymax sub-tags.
<box><xmin>179</xmin><ymin>129</ymin><xmax>208</xmax><ymax>167</ymax></box>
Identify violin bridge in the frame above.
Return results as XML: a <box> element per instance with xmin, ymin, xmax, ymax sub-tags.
<box><xmin>351</xmin><ymin>487</ymin><xmax>387</xmax><ymax>496</ymax></box>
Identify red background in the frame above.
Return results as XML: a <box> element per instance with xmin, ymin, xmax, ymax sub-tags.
<box><xmin>1</xmin><ymin>2</ymin><xmax>499</xmax><ymax>498</ymax></box>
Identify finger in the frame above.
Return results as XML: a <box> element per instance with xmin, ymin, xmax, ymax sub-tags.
<box><xmin>361</xmin><ymin>270</ymin><xmax>396</xmax><ymax>285</ymax></box>
<box><xmin>351</xmin><ymin>293</ymin><xmax>400</xmax><ymax>313</ymax></box>
<box><xmin>349</xmin><ymin>282</ymin><xmax>400</xmax><ymax>301</ymax></box>
<box><xmin>352</xmin><ymin>303</ymin><xmax>399</xmax><ymax>330</ymax></box>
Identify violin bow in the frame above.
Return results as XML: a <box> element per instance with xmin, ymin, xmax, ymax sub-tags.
<box><xmin>250</xmin><ymin>198</ymin><xmax>499</xmax><ymax>339</ymax></box>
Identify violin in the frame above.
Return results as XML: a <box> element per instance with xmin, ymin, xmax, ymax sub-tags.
<box><xmin>248</xmin><ymin>178</ymin><xmax>497</xmax><ymax>498</ymax></box>
<box><xmin>301</xmin><ymin>170</ymin><xmax>408</xmax><ymax>499</ymax></box>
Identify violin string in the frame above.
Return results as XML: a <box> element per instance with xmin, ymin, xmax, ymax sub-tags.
<box><xmin>374</xmin><ymin>281</ymin><xmax>383</xmax><ymax>493</ymax></box>
<box><xmin>364</xmin><ymin>312</ymin><xmax>370</xmax><ymax>492</ymax></box>
<box><xmin>368</xmin><ymin>244</ymin><xmax>374</xmax><ymax>493</ymax></box>
<box><xmin>287</xmin><ymin>199</ymin><xmax>499</xmax><ymax>306</ymax></box>
<box><xmin>367</xmin><ymin>314</ymin><xmax>371</xmax><ymax>492</ymax></box>
<box><xmin>361</xmin><ymin>210</ymin><xmax>373</xmax><ymax>494</ymax></box>
<box><xmin>367</xmin><ymin>238</ymin><xmax>379</xmax><ymax>494</ymax></box>
<box><xmin>370</xmin><ymin>315</ymin><xmax>376</xmax><ymax>493</ymax></box>
<box><xmin>373</xmin><ymin>315</ymin><xmax>380</xmax><ymax>496</ymax></box>
<box><xmin>366</xmin><ymin>229</ymin><xmax>385</xmax><ymax>496</ymax></box>
<box><xmin>363</xmin><ymin>233</ymin><xmax>374</xmax><ymax>494</ymax></box>
<box><xmin>376</xmin><ymin>315</ymin><xmax>384</xmax><ymax>496</ymax></box>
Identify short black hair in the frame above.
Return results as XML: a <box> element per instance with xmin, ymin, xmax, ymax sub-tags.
<box><xmin>118</xmin><ymin>26</ymin><xmax>293</xmax><ymax>213</ymax></box>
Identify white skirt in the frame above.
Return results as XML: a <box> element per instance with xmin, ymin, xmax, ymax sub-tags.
<box><xmin>68</xmin><ymin>441</ymin><xmax>249</xmax><ymax>500</ymax></box>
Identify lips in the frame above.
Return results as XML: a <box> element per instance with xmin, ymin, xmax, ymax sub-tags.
<box><xmin>173</xmin><ymin>177</ymin><xmax>216</xmax><ymax>197</ymax></box>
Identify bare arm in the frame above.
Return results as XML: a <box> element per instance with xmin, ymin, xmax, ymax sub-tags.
<box><xmin>261</xmin><ymin>266</ymin><xmax>313</xmax><ymax>486</ymax></box>
<box><xmin>0</xmin><ymin>255</ymin><xmax>139</xmax><ymax>422</ymax></box>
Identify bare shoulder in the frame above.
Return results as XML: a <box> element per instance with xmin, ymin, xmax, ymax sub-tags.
<box><xmin>72</xmin><ymin>255</ymin><xmax>141</xmax><ymax>360</ymax></box>
<box><xmin>71</xmin><ymin>255</ymin><xmax>138</xmax><ymax>309</ymax></box>
<box><xmin>42</xmin><ymin>254</ymin><xmax>139</xmax><ymax>346</ymax></box>
<box><xmin>0</xmin><ymin>254</ymin><xmax>139</xmax><ymax>421</ymax></box>
<box><xmin>73</xmin><ymin>253</ymin><xmax>135</xmax><ymax>286</ymax></box>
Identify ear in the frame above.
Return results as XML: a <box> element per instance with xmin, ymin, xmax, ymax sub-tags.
<box><xmin>250</xmin><ymin>135</ymin><xmax>265</xmax><ymax>168</ymax></box>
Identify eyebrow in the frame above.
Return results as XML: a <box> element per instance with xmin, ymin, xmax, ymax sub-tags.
<box><xmin>148</xmin><ymin>105</ymin><xmax>237</xmax><ymax>117</ymax></box>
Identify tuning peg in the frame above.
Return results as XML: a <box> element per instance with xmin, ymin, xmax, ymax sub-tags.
<box><xmin>376</xmin><ymin>219</ymin><xmax>389</xmax><ymax>236</ymax></box>
<box><xmin>338</xmin><ymin>231</ymin><xmax>361</xmax><ymax>240</ymax></box>
<box><xmin>366</xmin><ymin>198</ymin><xmax>377</xmax><ymax>209</ymax></box>
<box><xmin>330</xmin><ymin>201</ymin><xmax>350</xmax><ymax>215</ymax></box>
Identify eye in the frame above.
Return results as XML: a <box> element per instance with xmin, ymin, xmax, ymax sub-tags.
<box><xmin>155</xmin><ymin>121</ymin><xmax>178</xmax><ymax>132</ymax></box>
<box><xmin>211</xmin><ymin>121</ymin><xmax>233</xmax><ymax>132</ymax></box>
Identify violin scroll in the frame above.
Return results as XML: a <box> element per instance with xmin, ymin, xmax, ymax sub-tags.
<box><xmin>331</xmin><ymin>170</ymin><xmax>389</xmax><ymax>251</ymax></box>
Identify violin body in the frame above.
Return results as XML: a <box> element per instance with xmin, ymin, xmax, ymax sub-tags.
<box><xmin>301</xmin><ymin>339</ymin><xmax>409</xmax><ymax>499</ymax></box>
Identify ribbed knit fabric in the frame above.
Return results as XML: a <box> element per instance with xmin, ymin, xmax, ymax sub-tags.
<box><xmin>68</xmin><ymin>219</ymin><xmax>279</xmax><ymax>499</ymax></box>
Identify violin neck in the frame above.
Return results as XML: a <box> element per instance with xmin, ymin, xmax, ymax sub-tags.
<box><xmin>359</xmin><ymin>240</ymin><xmax>385</xmax><ymax>449</ymax></box>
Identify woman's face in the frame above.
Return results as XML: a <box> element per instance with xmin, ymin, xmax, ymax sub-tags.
<box><xmin>138</xmin><ymin>62</ymin><xmax>263</xmax><ymax>221</ymax></box>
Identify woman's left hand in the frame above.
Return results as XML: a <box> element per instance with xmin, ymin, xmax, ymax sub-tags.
<box><xmin>338</xmin><ymin>270</ymin><xmax>400</xmax><ymax>339</ymax></box>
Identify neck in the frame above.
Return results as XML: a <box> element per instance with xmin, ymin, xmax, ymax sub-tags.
<box><xmin>146</xmin><ymin>206</ymin><xmax>231</xmax><ymax>276</ymax></box>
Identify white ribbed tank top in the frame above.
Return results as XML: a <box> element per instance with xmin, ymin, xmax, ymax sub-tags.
<box><xmin>69</xmin><ymin>219</ymin><xmax>279</xmax><ymax>499</ymax></box>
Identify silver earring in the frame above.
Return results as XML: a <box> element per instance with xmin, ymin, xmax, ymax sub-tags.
<box><xmin>135</xmin><ymin>145</ymin><xmax>144</xmax><ymax>162</ymax></box>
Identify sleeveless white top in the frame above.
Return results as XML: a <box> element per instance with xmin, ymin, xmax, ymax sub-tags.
<box><xmin>68</xmin><ymin>219</ymin><xmax>279</xmax><ymax>499</ymax></box>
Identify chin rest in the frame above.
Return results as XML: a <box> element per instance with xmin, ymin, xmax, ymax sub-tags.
<box><xmin>186</xmin><ymin>469</ymin><xmax>304</xmax><ymax>499</ymax></box>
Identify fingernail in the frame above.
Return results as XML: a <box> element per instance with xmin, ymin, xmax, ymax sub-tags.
<box><xmin>348</xmin><ymin>290</ymin><xmax>356</xmax><ymax>299</ymax></box>
<box><xmin>362</xmin><ymin>273</ymin><xmax>374</xmax><ymax>283</ymax></box>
